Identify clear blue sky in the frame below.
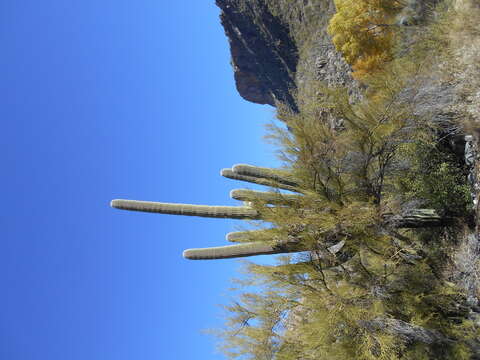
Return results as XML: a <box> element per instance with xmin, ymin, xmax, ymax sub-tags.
<box><xmin>1</xmin><ymin>1</ymin><xmax>281</xmax><ymax>359</ymax></box>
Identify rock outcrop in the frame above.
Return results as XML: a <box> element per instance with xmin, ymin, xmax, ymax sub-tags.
<box><xmin>216</xmin><ymin>0</ymin><xmax>298</xmax><ymax>107</ymax></box>
<box><xmin>215</xmin><ymin>0</ymin><xmax>363</xmax><ymax>109</ymax></box>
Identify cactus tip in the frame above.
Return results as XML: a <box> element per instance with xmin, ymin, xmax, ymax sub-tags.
<box><xmin>183</xmin><ymin>248</ymin><xmax>195</xmax><ymax>260</ymax></box>
<box><xmin>110</xmin><ymin>199</ymin><xmax>121</xmax><ymax>208</ymax></box>
<box><xmin>229</xmin><ymin>189</ymin><xmax>237</xmax><ymax>199</ymax></box>
<box><xmin>220</xmin><ymin>168</ymin><xmax>232</xmax><ymax>177</ymax></box>
<box><xmin>225</xmin><ymin>232</ymin><xmax>236</xmax><ymax>242</ymax></box>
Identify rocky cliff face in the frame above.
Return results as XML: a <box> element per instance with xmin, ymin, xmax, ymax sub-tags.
<box><xmin>216</xmin><ymin>0</ymin><xmax>298</xmax><ymax>107</ymax></box>
<box><xmin>216</xmin><ymin>0</ymin><xmax>362</xmax><ymax>109</ymax></box>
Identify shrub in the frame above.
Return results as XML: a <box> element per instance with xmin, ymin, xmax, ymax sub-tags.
<box><xmin>327</xmin><ymin>0</ymin><xmax>403</xmax><ymax>79</ymax></box>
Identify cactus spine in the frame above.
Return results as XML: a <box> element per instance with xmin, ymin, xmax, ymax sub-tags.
<box><xmin>111</xmin><ymin>199</ymin><xmax>260</xmax><ymax>219</ymax></box>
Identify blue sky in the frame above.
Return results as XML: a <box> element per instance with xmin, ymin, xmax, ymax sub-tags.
<box><xmin>1</xmin><ymin>1</ymin><xmax>282</xmax><ymax>359</ymax></box>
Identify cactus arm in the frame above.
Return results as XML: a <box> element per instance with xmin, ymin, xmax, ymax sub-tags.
<box><xmin>183</xmin><ymin>239</ymin><xmax>349</xmax><ymax>261</ymax></box>
<box><xmin>112</xmin><ymin>200</ymin><xmax>450</xmax><ymax>226</ymax></box>
<box><xmin>226</xmin><ymin>229</ymin><xmax>279</xmax><ymax>242</ymax></box>
<box><xmin>230</xmin><ymin>189</ymin><xmax>301</xmax><ymax>205</ymax></box>
<box><xmin>221</xmin><ymin>168</ymin><xmax>302</xmax><ymax>193</ymax></box>
<box><xmin>226</xmin><ymin>230</ymin><xmax>258</xmax><ymax>243</ymax></box>
<box><xmin>232</xmin><ymin>164</ymin><xmax>299</xmax><ymax>187</ymax></box>
<box><xmin>111</xmin><ymin>199</ymin><xmax>260</xmax><ymax>219</ymax></box>
<box><xmin>384</xmin><ymin>209</ymin><xmax>454</xmax><ymax>228</ymax></box>
<box><xmin>183</xmin><ymin>241</ymin><xmax>304</xmax><ymax>260</ymax></box>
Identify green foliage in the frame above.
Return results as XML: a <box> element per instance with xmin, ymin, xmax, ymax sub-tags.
<box><xmin>215</xmin><ymin>57</ymin><xmax>476</xmax><ymax>360</ymax></box>
<box><xmin>398</xmin><ymin>142</ymin><xmax>472</xmax><ymax>217</ymax></box>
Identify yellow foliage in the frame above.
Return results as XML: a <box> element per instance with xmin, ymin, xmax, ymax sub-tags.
<box><xmin>328</xmin><ymin>0</ymin><xmax>402</xmax><ymax>79</ymax></box>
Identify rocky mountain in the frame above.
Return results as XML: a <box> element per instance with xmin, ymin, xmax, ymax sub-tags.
<box><xmin>216</xmin><ymin>0</ymin><xmax>298</xmax><ymax>107</ymax></box>
<box><xmin>215</xmin><ymin>0</ymin><xmax>362</xmax><ymax>108</ymax></box>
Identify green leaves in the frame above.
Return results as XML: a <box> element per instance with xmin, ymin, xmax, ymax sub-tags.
<box><xmin>397</xmin><ymin>142</ymin><xmax>472</xmax><ymax>217</ymax></box>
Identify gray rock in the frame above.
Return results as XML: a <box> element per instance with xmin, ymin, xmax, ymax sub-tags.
<box><xmin>216</xmin><ymin>0</ymin><xmax>298</xmax><ymax>108</ymax></box>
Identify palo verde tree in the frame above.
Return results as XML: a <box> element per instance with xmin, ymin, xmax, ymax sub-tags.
<box><xmin>212</xmin><ymin>58</ymin><xmax>477</xmax><ymax>358</ymax></box>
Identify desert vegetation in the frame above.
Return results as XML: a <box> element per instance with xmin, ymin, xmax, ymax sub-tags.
<box><xmin>213</xmin><ymin>80</ymin><xmax>475</xmax><ymax>359</ymax></box>
<box><xmin>213</xmin><ymin>2</ymin><xmax>479</xmax><ymax>358</ymax></box>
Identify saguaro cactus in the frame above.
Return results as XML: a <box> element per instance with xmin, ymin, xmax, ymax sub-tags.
<box><xmin>226</xmin><ymin>229</ymin><xmax>278</xmax><ymax>242</ymax></box>
<box><xmin>183</xmin><ymin>240</ymin><xmax>304</xmax><ymax>260</ymax></box>
<box><xmin>230</xmin><ymin>189</ymin><xmax>301</xmax><ymax>205</ymax></box>
<box><xmin>111</xmin><ymin>163</ymin><xmax>453</xmax><ymax>261</ymax></box>
<box><xmin>231</xmin><ymin>164</ymin><xmax>299</xmax><ymax>187</ymax></box>
<box><xmin>384</xmin><ymin>209</ymin><xmax>453</xmax><ymax>228</ymax></box>
<box><xmin>111</xmin><ymin>199</ymin><xmax>260</xmax><ymax>219</ymax></box>
<box><xmin>221</xmin><ymin>168</ymin><xmax>302</xmax><ymax>193</ymax></box>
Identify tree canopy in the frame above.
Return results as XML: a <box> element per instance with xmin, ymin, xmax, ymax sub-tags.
<box><xmin>328</xmin><ymin>0</ymin><xmax>403</xmax><ymax>79</ymax></box>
